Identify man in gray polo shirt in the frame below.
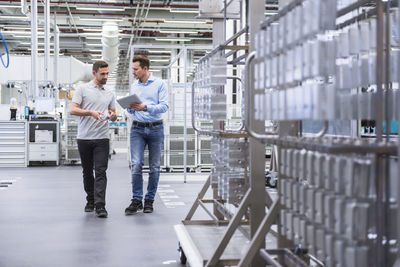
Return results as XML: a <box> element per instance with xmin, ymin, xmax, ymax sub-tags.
<box><xmin>70</xmin><ymin>60</ymin><xmax>117</xmax><ymax>218</ymax></box>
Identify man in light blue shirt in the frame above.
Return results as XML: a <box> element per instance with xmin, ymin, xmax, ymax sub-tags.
<box><xmin>125</xmin><ymin>55</ymin><xmax>169</xmax><ymax>215</ymax></box>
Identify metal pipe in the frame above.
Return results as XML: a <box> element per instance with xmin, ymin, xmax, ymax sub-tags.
<box><xmin>183</xmin><ymin>47</ymin><xmax>187</xmax><ymax>183</ymax></box>
<box><xmin>44</xmin><ymin>0</ymin><xmax>50</xmax><ymax>89</ymax></box>
<box><xmin>223</xmin><ymin>0</ymin><xmax>227</xmax><ymax>41</ymax></box>
<box><xmin>244</xmin><ymin>51</ymin><xmax>276</xmax><ymax>140</ymax></box>
<box><xmin>336</xmin><ymin>0</ymin><xmax>374</xmax><ymax>17</ymax></box>
<box><xmin>376</xmin><ymin>1</ymin><xmax>385</xmax><ymax>264</ymax></box>
<box><xmin>20</xmin><ymin>0</ymin><xmax>28</xmax><ymax>15</ymax></box>
<box><xmin>315</xmin><ymin>121</ymin><xmax>329</xmax><ymax>138</ymax></box>
<box><xmin>384</xmin><ymin>1</ymin><xmax>391</xmax><ymax>264</ymax></box>
<box><xmin>31</xmin><ymin>0</ymin><xmax>38</xmax><ymax>99</ymax></box>
<box><xmin>168</xmin><ymin>48</ymin><xmax>184</xmax><ymax>68</ymax></box>
<box><xmin>198</xmin><ymin>27</ymin><xmax>247</xmax><ymax>63</ymax></box>
<box><xmin>198</xmin><ymin>200</ymin><xmax>219</xmax><ymax>223</ymax></box>
<box><xmin>376</xmin><ymin>0</ymin><xmax>384</xmax><ymax>142</ymax></box>
<box><xmin>259</xmin><ymin>250</ymin><xmax>283</xmax><ymax>267</ymax></box>
<box><xmin>53</xmin><ymin>16</ymin><xmax>59</xmax><ymax>87</ymax></box>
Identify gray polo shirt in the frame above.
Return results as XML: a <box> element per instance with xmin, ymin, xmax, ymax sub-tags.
<box><xmin>72</xmin><ymin>81</ymin><xmax>116</xmax><ymax>140</ymax></box>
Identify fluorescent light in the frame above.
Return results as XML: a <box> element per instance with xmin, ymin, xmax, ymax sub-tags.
<box><xmin>86</xmin><ymin>36</ymin><xmax>103</xmax><ymax>39</ymax></box>
<box><xmin>148</xmin><ymin>50</ymin><xmax>171</xmax><ymax>54</ymax></box>
<box><xmin>12</xmin><ymin>35</ymin><xmax>33</xmax><ymax>38</ymax></box>
<box><xmin>1</xmin><ymin>27</ymin><xmax>31</xmax><ymax>30</ymax></box>
<box><xmin>81</xmin><ymin>32</ymin><xmax>102</xmax><ymax>36</ymax></box>
<box><xmin>79</xmin><ymin>17</ymin><xmax>123</xmax><ymax>22</ymax></box>
<box><xmin>20</xmin><ymin>42</ymin><xmax>45</xmax><ymax>45</ymax></box>
<box><xmin>1</xmin><ymin>31</ymin><xmax>43</xmax><ymax>35</ymax></box>
<box><xmin>0</xmin><ymin>16</ymin><xmax>30</xmax><ymax>20</ymax></box>
<box><xmin>150</xmin><ymin>59</ymin><xmax>170</xmax><ymax>62</ymax></box>
<box><xmin>169</xmin><ymin>8</ymin><xmax>198</xmax><ymax>14</ymax></box>
<box><xmin>0</xmin><ymin>5</ymin><xmax>21</xmax><ymax>8</ymax></box>
<box><xmin>76</xmin><ymin>7</ymin><xmax>125</xmax><ymax>11</ymax></box>
<box><xmin>264</xmin><ymin>12</ymin><xmax>277</xmax><ymax>15</ymax></box>
<box><xmin>90</xmin><ymin>49</ymin><xmax>103</xmax><ymax>52</ymax></box>
<box><xmin>151</xmin><ymin>69</ymin><xmax>161</xmax><ymax>72</ymax></box>
<box><xmin>159</xmin><ymin>30</ymin><xmax>197</xmax><ymax>34</ymax></box>
<box><xmin>163</xmin><ymin>19</ymin><xmax>207</xmax><ymax>24</ymax></box>
<box><xmin>155</xmin><ymin>38</ymin><xmax>191</xmax><ymax>42</ymax></box>
<box><xmin>86</xmin><ymin>43</ymin><xmax>103</xmax><ymax>46</ymax></box>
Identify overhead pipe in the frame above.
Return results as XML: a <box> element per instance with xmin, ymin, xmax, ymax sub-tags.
<box><xmin>53</xmin><ymin>14</ymin><xmax>59</xmax><ymax>87</ymax></box>
<box><xmin>31</xmin><ymin>0</ymin><xmax>38</xmax><ymax>98</ymax></box>
<box><xmin>44</xmin><ymin>0</ymin><xmax>50</xmax><ymax>90</ymax></box>
<box><xmin>102</xmin><ymin>21</ymin><xmax>119</xmax><ymax>73</ymax></box>
<box><xmin>20</xmin><ymin>0</ymin><xmax>29</xmax><ymax>14</ymax></box>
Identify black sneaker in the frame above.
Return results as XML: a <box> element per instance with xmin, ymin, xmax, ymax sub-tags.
<box><xmin>125</xmin><ymin>199</ymin><xmax>143</xmax><ymax>215</ymax></box>
<box><xmin>84</xmin><ymin>202</ymin><xmax>95</xmax><ymax>212</ymax></box>
<box><xmin>143</xmin><ymin>199</ymin><xmax>154</xmax><ymax>213</ymax></box>
<box><xmin>95</xmin><ymin>205</ymin><xmax>108</xmax><ymax>218</ymax></box>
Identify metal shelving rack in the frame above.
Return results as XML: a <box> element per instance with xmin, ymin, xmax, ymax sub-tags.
<box><xmin>174</xmin><ymin>1</ymin><xmax>270</xmax><ymax>266</ymax></box>
<box><xmin>176</xmin><ymin>0</ymin><xmax>400</xmax><ymax>266</ymax></box>
<box><xmin>240</xmin><ymin>0</ymin><xmax>400</xmax><ymax>266</ymax></box>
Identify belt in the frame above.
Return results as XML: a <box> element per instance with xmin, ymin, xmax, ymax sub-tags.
<box><xmin>132</xmin><ymin>120</ymin><xmax>163</xmax><ymax>127</ymax></box>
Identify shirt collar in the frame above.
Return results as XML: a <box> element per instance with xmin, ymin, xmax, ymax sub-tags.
<box><xmin>91</xmin><ymin>80</ymin><xmax>105</xmax><ymax>90</ymax></box>
<box><xmin>138</xmin><ymin>74</ymin><xmax>155</xmax><ymax>85</ymax></box>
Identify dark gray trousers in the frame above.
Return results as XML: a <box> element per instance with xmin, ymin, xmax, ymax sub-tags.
<box><xmin>77</xmin><ymin>139</ymin><xmax>109</xmax><ymax>206</ymax></box>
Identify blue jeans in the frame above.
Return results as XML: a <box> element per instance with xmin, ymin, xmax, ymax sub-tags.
<box><xmin>130</xmin><ymin>124</ymin><xmax>164</xmax><ymax>201</ymax></box>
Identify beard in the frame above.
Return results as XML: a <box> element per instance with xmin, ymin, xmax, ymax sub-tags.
<box><xmin>97</xmin><ymin>78</ymin><xmax>107</xmax><ymax>85</ymax></box>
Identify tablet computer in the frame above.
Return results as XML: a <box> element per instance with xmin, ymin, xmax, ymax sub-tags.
<box><xmin>116</xmin><ymin>94</ymin><xmax>142</xmax><ymax>109</ymax></box>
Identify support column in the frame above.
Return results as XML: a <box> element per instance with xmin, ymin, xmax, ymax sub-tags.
<box><xmin>31</xmin><ymin>0</ymin><xmax>38</xmax><ymax>99</ymax></box>
<box><xmin>248</xmin><ymin>0</ymin><xmax>266</xmax><ymax>266</ymax></box>
<box><xmin>212</xmin><ymin>18</ymin><xmax>225</xmax><ymax>220</ymax></box>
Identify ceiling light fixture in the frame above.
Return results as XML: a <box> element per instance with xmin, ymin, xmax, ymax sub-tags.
<box><xmin>155</xmin><ymin>38</ymin><xmax>191</xmax><ymax>42</ymax></box>
<box><xmin>150</xmin><ymin>59</ymin><xmax>170</xmax><ymax>62</ymax></box>
<box><xmin>163</xmin><ymin>19</ymin><xmax>207</xmax><ymax>24</ymax></box>
<box><xmin>76</xmin><ymin>7</ymin><xmax>125</xmax><ymax>12</ymax></box>
<box><xmin>169</xmin><ymin>8</ymin><xmax>198</xmax><ymax>14</ymax></box>
<box><xmin>0</xmin><ymin>16</ymin><xmax>30</xmax><ymax>20</ymax></box>
<box><xmin>3</xmin><ymin>31</ymin><xmax>45</xmax><ymax>36</ymax></box>
<box><xmin>0</xmin><ymin>5</ymin><xmax>21</xmax><ymax>8</ymax></box>
<box><xmin>159</xmin><ymin>30</ymin><xmax>197</xmax><ymax>34</ymax></box>
<box><xmin>79</xmin><ymin>17</ymin><xmax>123</xmax><ymax>22</ymax></box>
<box><xmin>81</xmin><ymin>32</ymin><xmax>103</xmax><ymax>36</ymax></box>
<box><xmin>148</xmin><ymin>50</ymin><xmax>171</xmax><ymax>54</ymax></box>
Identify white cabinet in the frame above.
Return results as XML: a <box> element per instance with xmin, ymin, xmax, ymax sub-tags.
<box><xmin>28</xmin><ymin>143</ymin><xmax>58</xmax><ymax>161</ymax></box>
<box><xmin>0</xmin><ymin>121</ymin><xmax>27</xmax><ymax>167</ymax></box>
<box><xmin>28</xmin><ymin>121</ymin><xmax>60</xmax><ymax>165</ymax></box>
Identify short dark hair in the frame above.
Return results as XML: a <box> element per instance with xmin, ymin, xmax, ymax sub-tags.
<box><xmin>132</xmin><ymin>55</ymin><xmax>150</xmax><ymax>69</ymax></box>
<box><xmin>93</xmin><ymin>60</ymin><xmax>108</xmax><ymax>72</ymax></box>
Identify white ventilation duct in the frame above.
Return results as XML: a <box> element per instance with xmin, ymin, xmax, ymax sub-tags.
<box><xmin>101</xmin><ymin>22</ymin><xmax>119</xmax><ymax>73</ymax></box>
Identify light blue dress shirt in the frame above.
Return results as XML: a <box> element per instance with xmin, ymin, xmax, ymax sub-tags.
<box><xmin>127</xmin><ymin>74</ymin><xmax>169</xmax><ymax>122</ymax></box>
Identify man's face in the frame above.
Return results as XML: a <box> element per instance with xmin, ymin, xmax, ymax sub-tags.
<box><xmin>93</xmin><ymin>67</ymin><xmax>109</xmax><ymax>85</ymax></box>
<box><xmin>132</xmin><ymin>61</ymin><xmax>147</xmax><ymax>81</ymax></box>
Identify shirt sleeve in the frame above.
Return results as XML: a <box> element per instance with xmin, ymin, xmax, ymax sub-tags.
<box><xmin>147</xmin><ymin>80</ymin><xmax>169</xmax><ymax>114</ymax></box>
<box><xmin>127</xmin><ymin>108</ymin><xmax>135</xmax><ymax>114</ymax></box>
<box><xmin>109</xmin><ymin>92</ymin><xmax>116</xmax><ymax>110</ymax></box>
<box><xmin>71</xmin><ymin>86</ymin><xmax>83</xmax><ymax>105</ymax></box>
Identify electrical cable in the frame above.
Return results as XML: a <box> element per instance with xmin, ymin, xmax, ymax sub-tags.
<box><xmin>0</xmin><ymin>32</ymin><xmax>10</xmax><ymax>68</ymax></box>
